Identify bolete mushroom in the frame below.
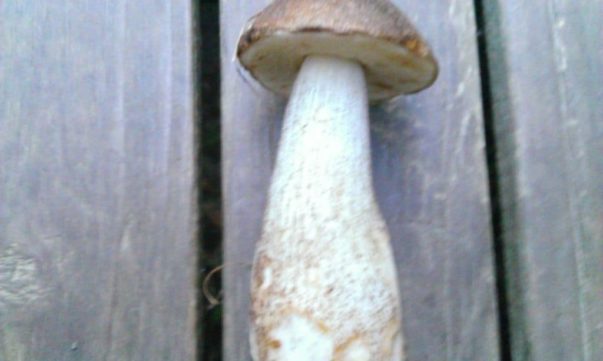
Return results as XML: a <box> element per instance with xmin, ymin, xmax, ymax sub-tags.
<box><xmin>237</xmin><ymin>0</ymin><xmax>438</xmax><ymax>360</ymax></box>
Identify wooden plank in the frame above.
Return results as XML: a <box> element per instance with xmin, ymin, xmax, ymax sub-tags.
<box><xmin>0</xmin><ymin>1</ymin><xmax>197</xmax><ymax>360</ymax></box>
<box><xmin>221</xmin><ymin>1</ymin><xmax>500</xmax><ymax>360</ymax></box>
<box><xmin>481</xmin><ymin>0</ymin><xmax>603</xmax><ymax>360</ymax></box>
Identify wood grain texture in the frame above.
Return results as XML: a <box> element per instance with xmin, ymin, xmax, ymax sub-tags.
<box><xmin>0</xmin><ymin>1</ymin><xmax>197</xmax><ymax>360</ymax></box>
<box><xmin>482</xmin><ymin>0</ymin><xmax>603</xmax><ymax>360</ymax></box>
<box><xmin>221</xmin><ymin>1</ymin><xmax>500</xmax><ymax>360</ymax></box>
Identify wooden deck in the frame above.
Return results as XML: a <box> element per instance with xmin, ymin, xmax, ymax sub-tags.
<box><xmin>1</xmin><ymin>0</ymin><xmax>601</xmax><ymax>360</ymax></box>
<box><xmin>0</xmin><ymin>1</ymin><xmax>197</xmax><ymax>360</ymax></box>
<box><xmin>481</xmin><ymin>0</ymin><xmax>603</xmax><ymax>359</ymax></box>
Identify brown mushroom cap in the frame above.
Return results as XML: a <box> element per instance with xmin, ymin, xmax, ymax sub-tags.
<box><xmin>237</xmin><ymin>0</ymin><xmax>439</xmax><ymax>101</ymax></box>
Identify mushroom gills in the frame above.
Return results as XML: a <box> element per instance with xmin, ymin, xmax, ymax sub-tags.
<box><xmin>239</xmin><ymin>32</ymin><xmax>437</xmax><ymax>101</ymax></box>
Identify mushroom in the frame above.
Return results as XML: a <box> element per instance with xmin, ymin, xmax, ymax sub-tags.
<box><xmin>237</xmin><ymin>0</ymin><xmax>438</xmax><ymax>360</ymax></box>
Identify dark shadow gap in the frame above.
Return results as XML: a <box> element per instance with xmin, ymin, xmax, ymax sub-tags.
<box><xmin>199</xmin><ymin>0</ymin><xmax>222</xmax><ymax>360</ymax></box>
<box><xmin>473</xmin><ymin>1</ymin><xmax>512</xmax><ymax>360</ymax></box>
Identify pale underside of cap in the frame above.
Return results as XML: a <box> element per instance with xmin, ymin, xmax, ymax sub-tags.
<box><xmin>237</xmin><ymin>0</ymin><xmax>439</xmax><ymax>101</ymax></box>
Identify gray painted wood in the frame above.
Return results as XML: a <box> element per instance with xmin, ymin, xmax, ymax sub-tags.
<box><xmin>482</xmin><ymin>0</ymin><xmax>603</xmax><ymax>360</ymax></box>
<box><xmin>221</xmin><ymin>1</ymin><xmax>500</xmax><ymax>360</ymax></box>
<box><xmin>0</xmin><ymin>1</ymin><xmax>197</xmax><ymax>360</ymax></box>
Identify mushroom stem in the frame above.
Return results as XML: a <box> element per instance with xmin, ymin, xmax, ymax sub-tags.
<box><xmin>270</xmin><ymin>55</ymin><xmax>373</xmax><ymax>218</ymax></box>
<box><xmin>251</xmin><ymin>55</ymin><xmax>403</xmax><ymax>360</ymax></box>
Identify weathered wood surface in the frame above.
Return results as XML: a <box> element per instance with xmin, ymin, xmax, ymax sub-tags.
<box><xmin>482</xmin><ymin>0</ymin><xmax>603</xmax><ymax>360</ymax></box>
<box><xmin>0</xmin><ymin>1</ymin><xmax>197</xmax><ymax>360</ymax></box>
<box><xmin>221</xmin><ymin>1</ymin><xmax>500</xmax><ymax>360</ymax></box>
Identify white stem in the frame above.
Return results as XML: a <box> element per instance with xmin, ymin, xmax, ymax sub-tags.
<box><xmin>251</xmin><ymin>56</ymin><xmax>403</xmax><ymax>361</ymax></box>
